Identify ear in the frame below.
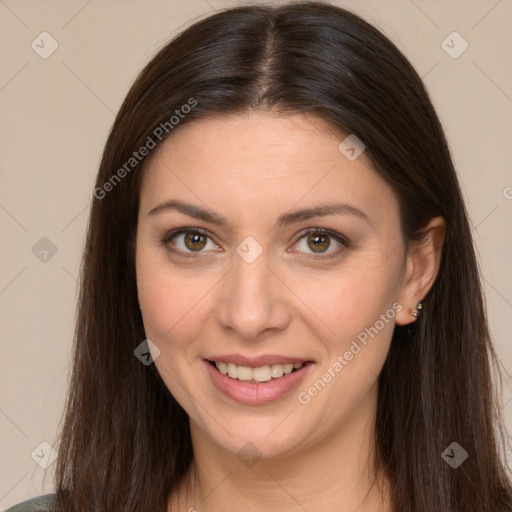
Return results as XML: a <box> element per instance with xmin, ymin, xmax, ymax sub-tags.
<box><xmin>395</xmin><ymin>216</ymin><xmax>446</xmax><ymax>326</ymax></box>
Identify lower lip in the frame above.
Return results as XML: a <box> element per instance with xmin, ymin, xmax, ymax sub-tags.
<box><xmin>204</xmin><ymin>360</ymin><xmax>314</xmax><ymax>405</ymax></box>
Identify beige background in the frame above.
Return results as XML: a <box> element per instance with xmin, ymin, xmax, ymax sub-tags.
<box><xmin>1</xmin><ymin>0</ymin><xmax>511</xmax><ymax>508</ymax></box>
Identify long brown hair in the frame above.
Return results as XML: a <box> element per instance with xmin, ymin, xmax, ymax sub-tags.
<box><xmin>53</xmin><ymin>2</ymin><xmax>512</xmax><ymax>510</ymax></box>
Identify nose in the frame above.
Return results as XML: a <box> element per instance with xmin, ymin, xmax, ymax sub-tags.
<box><xmin>215</xmin><ymin>248</ymin><xmax>290</xmax><ymax>340</ymax></box>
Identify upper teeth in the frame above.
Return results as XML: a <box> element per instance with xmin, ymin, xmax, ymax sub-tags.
<box><xmin>215</xmin><ymin>361</ymin><xmax>304</xmax><ymax>382</ymax></box>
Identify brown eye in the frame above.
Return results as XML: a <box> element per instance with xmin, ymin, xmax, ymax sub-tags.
<box><xmin>307</xmin><ymin>233</ymin><xmax>331</xmax><ymax>253</ymax></box>
<box><xmin>183</xmin><ymin>232</ymin><xmax>207</xmax><ymax>251</ymax></box>
<box><xmin>292</xmin><ymin>228</ymin><xmax>350</xmax><ymax>260</ymax></box>
<box><xmin>161</xmin><ymin>228</ymin><xmax>217</xmax><ymax>257</ymax></box>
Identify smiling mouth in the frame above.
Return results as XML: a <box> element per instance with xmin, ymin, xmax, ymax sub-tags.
<box><xmin>207</xmin><ymin>360</ymin><xmax>311</xmax><ymax>383</ymax></box>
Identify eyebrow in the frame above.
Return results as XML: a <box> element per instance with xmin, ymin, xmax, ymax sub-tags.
<box><xmin>147</xmin><ymin>199</ymin><xmax>372</xmax><ymax>228</ymax></box>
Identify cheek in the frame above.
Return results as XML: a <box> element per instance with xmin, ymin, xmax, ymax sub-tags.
<box><xmin>294</xmin><ymin>275</ymin><xmax>399</xmax><ymax>425</ymax></box>
<box><xmin>136</xmin><ymin>244</ymin><xmax>183</xmax><ymax>341</ymax></box>
<box><xmin>136</xmin><ymin>246</ymin><xmax>219</xmax><ymax>354</ymax></box>
<box><xmin>297</xmin><ymin>252</ymin><xmax>403</xmax><ymax>405</ymax></box>
<box><xmin>300</xmin><ymin>256</ymin><xmax>402</xmax><ymax>343</ymax></box>
<box><xmin>138</xmin><ymin>275</ymin><xmax>199</xmax><ymax>347</ymax></box>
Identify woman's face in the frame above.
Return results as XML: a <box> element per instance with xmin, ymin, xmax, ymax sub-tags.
<box><xmin>136</xmin><ymin>112</ymin><xmax>413</xmax><ymax>460</ymax></box>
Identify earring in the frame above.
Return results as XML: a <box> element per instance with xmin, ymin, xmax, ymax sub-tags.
<box><xmin>411</xmin><ymin>302</ymin><xmax>423</xmax><ymax>318</ymax></box>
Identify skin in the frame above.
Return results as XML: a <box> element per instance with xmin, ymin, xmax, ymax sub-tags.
<box><xmin>135</xmin><ymin>111</ymin><xmax>445</xmax><ymax>512</ymax></box>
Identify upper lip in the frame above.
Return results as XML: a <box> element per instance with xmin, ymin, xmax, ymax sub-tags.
<box><xmin>206</xmin><ymin>354</ymin><xmax>313</xmax><ymax>367</ymax></box>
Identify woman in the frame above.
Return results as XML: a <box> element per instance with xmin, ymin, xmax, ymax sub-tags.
<box><xmin>8</xmin><ymin>2</ymin><xmax>511</xmax><ymax>511</ymax></box>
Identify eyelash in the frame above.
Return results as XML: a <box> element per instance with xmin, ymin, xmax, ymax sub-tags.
<box><xmin>160</xmin><ymin>227</ymin><xmax>351</xmax><ymax>261</ymax></box>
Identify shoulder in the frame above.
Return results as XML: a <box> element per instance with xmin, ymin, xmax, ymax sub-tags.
<box><xmin>3</xmin><ymin>494</ymin><xmax>55</xmax><ymax>512</ymax></box>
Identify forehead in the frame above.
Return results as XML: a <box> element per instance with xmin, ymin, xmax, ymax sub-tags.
<box><xmin>144</xmin><ymin>112</ymin><xmax>356</xmax><ymax>177</ymax></box>
<box><xmin>139</xmin><ymin>112</ymin><xmax>398</xmax><ymax>226</ymax></box>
